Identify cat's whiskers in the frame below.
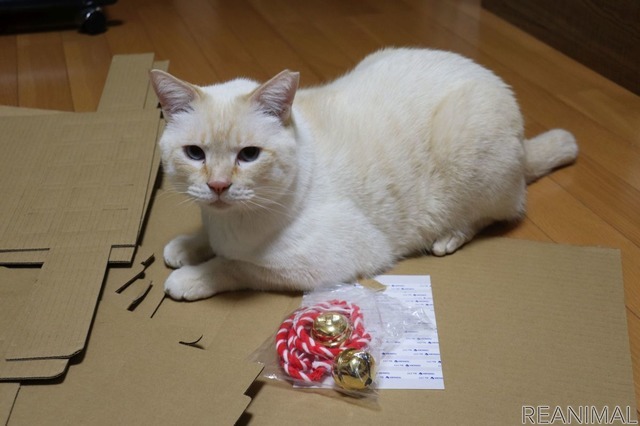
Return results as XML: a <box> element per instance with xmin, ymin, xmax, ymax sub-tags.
<box><xmin>240</xmin><ymin>197</ymin><xmax>295</xmax><ymax>220</ymax></box>
<box><xmin>176</xmin><ymin>197</ymin><xmax>198</xmax><ymax>207</ymax></box>
<box><xmin>251</xmin><ymin>193</ymin><xmax>292</xmax><ymax>213</ymax></box>
<box><xmin>157</xmin><ymin>186</ymin><xmax>201</xmax><ymax>208</ymax></box>
<box><xmin>156</xmin><ymin>189</ymin><xmax>187</xmax><ymax>201</ymax></box>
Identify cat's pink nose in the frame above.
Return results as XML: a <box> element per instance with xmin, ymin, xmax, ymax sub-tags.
<box><xmin>207</xmin><ymin>180</ymin><xmax>231</xmax><ymax>195</ymax></box>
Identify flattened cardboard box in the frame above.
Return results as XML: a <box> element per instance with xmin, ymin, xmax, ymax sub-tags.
<box><xmin>0</xmin><ymin>53</ymin><xmax>264</xmax><ymax>426</ymax></box>
<box><xmin>0</xmin><ymin>53</ymin><xmax>165</xmax><ymax>380</ymax></box>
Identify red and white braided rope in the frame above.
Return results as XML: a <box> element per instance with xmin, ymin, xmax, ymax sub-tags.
<box><xmin>276</xmin><ymin>300</ymin><xmax>371</xmax><ymax>383</ymax></box>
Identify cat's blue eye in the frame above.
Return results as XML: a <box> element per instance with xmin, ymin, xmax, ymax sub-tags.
<box><xmin>184</xmin><ymin>145</ymin><xmax>205</xmax><ymax>161</ymax></box>
<box><xmin>237</xmin><ymin>146</ymin><xmax>261</xmax><ymax>163</ymax></box>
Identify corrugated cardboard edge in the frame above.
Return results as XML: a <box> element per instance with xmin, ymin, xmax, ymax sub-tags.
<box><xmin>0</xmin><ymin>106</ymin><xmax>62</xmax><ymax>116</ymax></box>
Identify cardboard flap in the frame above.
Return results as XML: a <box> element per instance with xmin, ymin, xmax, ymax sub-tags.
<box><xmin>97</xmin><ymin>53</ymin><xmax>157</xmax><ymax>112</ymax></box>
<box><xmin>0</xmin><ymin>267</ymin><xmax>70</xmax><ymax>380</ymax></box>
<box><xmin>5</xmin><ymin>245</ymin><xmax>111</xmax><ymax>360</ymax></box>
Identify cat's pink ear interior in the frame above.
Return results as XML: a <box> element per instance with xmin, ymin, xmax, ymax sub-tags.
<box><xmin>250</xmin><ymin>70</ymin><xmax>300</xmax><ymax>123</ymax></box>
<box><xmin>149</xmin><ymin>70</ymin><xmax>199</xmax><ymax>121</ymax></box>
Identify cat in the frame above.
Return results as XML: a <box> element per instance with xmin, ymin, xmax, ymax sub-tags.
<box><xmin>149</xmin><ymin>47</ymin><xmax>578</xmax><ymax>301</ymax></box>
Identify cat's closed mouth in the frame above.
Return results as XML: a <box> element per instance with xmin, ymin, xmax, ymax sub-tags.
<box><xmin>208</xmin><ymin>199</ymin><xmax>230</xmax><ymax>209</ymax></box>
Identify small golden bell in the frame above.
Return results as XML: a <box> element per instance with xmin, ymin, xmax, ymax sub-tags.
<box><xmin>332</xmin><ymin>348</ymin><xmax>376</xmax><ymax>390</ymax></box>
<box><xmin>311</xmin><ymin>312</ymin><xmax>352</xmax><ymax>347</ymax></box>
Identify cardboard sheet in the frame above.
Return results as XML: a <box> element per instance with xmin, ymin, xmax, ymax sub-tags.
<box><xmin>0</xmin><ymin>267</ymin><xmax>68</xmax><ymax>380</ymax></box>
<box><xmin>0</xmin><ymin>383</ymin><xmax>18</xmax><ymax>425</ymax></box>
<box><xmin>0</xmin><ymin>54</ymin><xmax>164</xmax><ymax>379</ymax></box>
<box><xmin>8</xmin><ymin>299</ymin><xmax>262</xmax><ymax>426</ymax></box>
<box><xmin>244</xmin><ymin>238</ymin><xmax>636</xmax><ymax>424</ymax></box>
<box><xmin>1</xmin><ymin>54</ymin><xmax>266</xmax><ymax>424</ymax></box>
<box><xmin>0</xmin><ymin>56</ymin><xmax>167</xmax><ymax>267</ymax></box>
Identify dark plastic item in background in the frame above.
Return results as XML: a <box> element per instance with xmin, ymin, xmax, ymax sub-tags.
<box><xmin>0</xmin><ymin>0</ymin><xmax>117</xmax><ymax>34</ymax></box>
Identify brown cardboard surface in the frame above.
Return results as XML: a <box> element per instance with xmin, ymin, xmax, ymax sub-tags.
<box><xmin>0</xmin><ymin>382</ymin><xmax>18</xmax><ymax>425</ymax></box>
<box><xmin>0</xmin><ymin>108</ymin><xmax>160</xmax><ymax>361</ymax></box>
<box><xmin>97</xmin><ymin>54</ymin><xmax>159</xmax><ymax>113</ymax></box>
<box><xmin>0</xmin><ymin>58</ymin><xmax>168</xmax><ymax>267</ymax></box>
<box><xmin>0</xmin><ymin>267</ymin><xmax>68</xmax><ymax>380</ymax></box>
<box><xmin>0</xmin><ymin>54</ymin><xmax>163</xmax><ymax>375</ymax></box>
<box><xmin>1</xmin><ymin>55</ymin><xmax>262</xmax><ymax>425</ymax></box>
<box><xmin>1</xmin><ymin>202</ymin><xmax>263</xmax><ymax>425</ymax></box>
<box><xmin>7</xmin><ymin>298</ymin><xmax>262</xmax><ymax>426</ymax></box>
<box><xmin>244</xmin><ymin>238</ymin><xmax>636</xmax><ymax>424</ymax></box>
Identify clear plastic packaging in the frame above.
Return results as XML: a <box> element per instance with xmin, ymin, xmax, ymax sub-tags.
<box><xmin>251</xmin><ymin>283</ymin><xmax>432</xmax><ymax>402</ymax></box>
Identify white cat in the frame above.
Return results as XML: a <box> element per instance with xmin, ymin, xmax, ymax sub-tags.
<box><xmin>150</xmin><ymin>47</ymin><xmax>577</xmax><ymax>301</ymax></box>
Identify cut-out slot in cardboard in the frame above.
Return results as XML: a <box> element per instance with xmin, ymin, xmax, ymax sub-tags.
<box><xmin>127</xmin><ymin>282</ymin><xmax>154</xmax><ymax>312</ymax></box>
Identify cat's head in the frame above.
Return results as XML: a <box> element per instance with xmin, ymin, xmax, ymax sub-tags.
<box><xmin>150</xmin><ymin>69</ymin><xmax>300</xmax><ymax>214</ymax></box>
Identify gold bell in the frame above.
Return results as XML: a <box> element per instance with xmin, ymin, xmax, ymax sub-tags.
<box><xmin>311</xmin><ymin>312</ymin><xmax>352</xmax><ymax>348</ymax></box>
<box><xmin>332</xmin><ymin>348</ymin><xmax>376</xmax><ymax>390</ymax></box>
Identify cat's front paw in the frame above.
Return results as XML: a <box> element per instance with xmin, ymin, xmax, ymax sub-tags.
<box><xmin>431</xmin><ymin>231</ymin><xmax>467</xmax><ymax>256</ymax></box>
<box><xmin>164</xmin><ymin>266</ymin><xmax>216</xmax><ymax>301</ymax></box>
<box><xmin>163</xmin><ymin>234</ymin><xmax>213</xmax><ymax>268</ymax></box>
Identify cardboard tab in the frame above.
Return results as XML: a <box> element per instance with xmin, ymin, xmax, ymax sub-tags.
<box><xmin>5</xmin><ymin>245</ymin><xmax>111</xmax><ymax>360</ymax></box>
<box><xmin>0</xmin><ymin>267</ymin><xmax>69</xmax><ymax>379</ymax></box>
<box><xmin>97</xmin><ymin>53</ymin><xmax>156</xmax><ymax>112</ymax></box>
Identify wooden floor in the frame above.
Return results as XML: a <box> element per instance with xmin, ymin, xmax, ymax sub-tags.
<box><xmin>2</xmin><ymin>0</ymin><xmax>639</xmax><ymax>411</ymax></box>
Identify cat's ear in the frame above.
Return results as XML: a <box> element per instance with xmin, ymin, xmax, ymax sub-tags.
<box><xmin>149</xmin><ymin>70</ymin><xmax>200</xmax><ymax>121</ymax></box>
<box><xmin>250</xmin><ymin>70</ymin><xmax>300</xmax><ymax>123</ymax></box>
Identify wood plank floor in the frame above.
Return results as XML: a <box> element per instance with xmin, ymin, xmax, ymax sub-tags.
<box><xmin>2</xmin><ymin>0</ymin><xmax>639</xmax><ymax>413</ymax></box>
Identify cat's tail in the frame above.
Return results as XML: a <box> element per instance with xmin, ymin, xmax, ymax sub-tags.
<box><xmin>524</xmin><ymin>129</ymin><xmax>578</xmax><ymax>183</ymax></box>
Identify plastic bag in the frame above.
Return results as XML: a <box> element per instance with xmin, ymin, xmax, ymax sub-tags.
<box><xmin>251</xmin><ymin>282</ymin><xmax>432</xmax><ymax>401</ymax></box>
